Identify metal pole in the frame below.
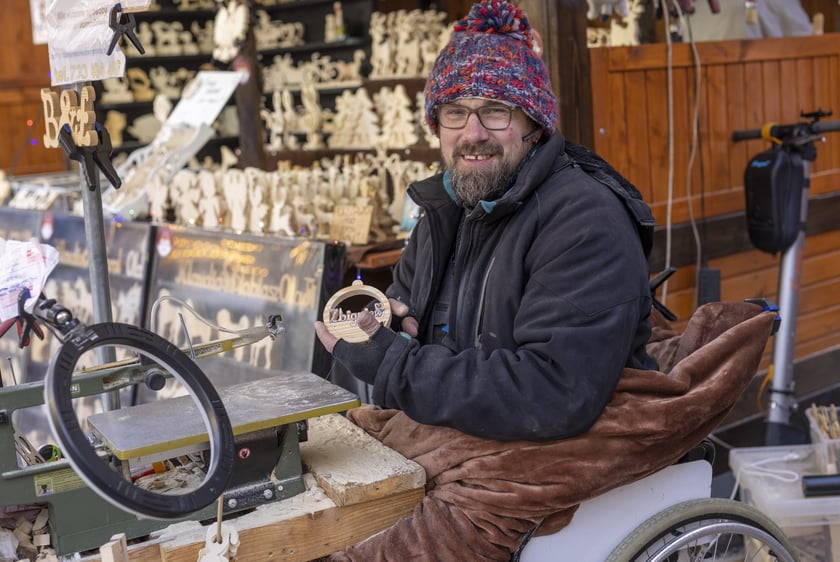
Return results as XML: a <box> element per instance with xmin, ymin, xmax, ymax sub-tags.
<box><xmin>77</xmin><ymin>82</ymin><xmax>120</xmax><ymax>411</ymax></box>
<box><xmin>765</xmin><ymin>161</ymin><xmax>809</xmax><ymax>442</ymax></box>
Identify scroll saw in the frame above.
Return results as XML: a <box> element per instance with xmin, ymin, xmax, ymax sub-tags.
<box><xmin>0</xmin><ymin>297</ymin><xmax>360</xmax><ymax>556</ymax></box>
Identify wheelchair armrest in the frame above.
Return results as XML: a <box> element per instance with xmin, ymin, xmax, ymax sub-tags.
<box><xmin>678</xmin><ymin>438</ymin><xmax>715</xmax><ymax>465</ymax></box>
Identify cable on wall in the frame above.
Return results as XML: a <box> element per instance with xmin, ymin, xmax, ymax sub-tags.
<box><xmin>661</xmin><ymin>1</ymin><xmax>676</xmax><ymax>305</ymax></box>
<box><xmin>672</xmin><ymin>2</ymin><xmax>705</xmax><ymax>287</ymax></box>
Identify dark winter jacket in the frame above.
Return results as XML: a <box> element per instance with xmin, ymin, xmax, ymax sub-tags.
<box><xmin>335</xmin><ymin>132</ymin><xmax>658</xmax><ymax>441</ymax></box>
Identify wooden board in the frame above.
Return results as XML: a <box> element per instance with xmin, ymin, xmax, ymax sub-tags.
<box><xmin>79</xmin><ymin>414</ymin><xmax>426</xmax><ymax>562</ymax></box>
<box><xmin>301</xmin><ymin>413</ymin><xmax>426</xmax><ymax>507</ymax></box>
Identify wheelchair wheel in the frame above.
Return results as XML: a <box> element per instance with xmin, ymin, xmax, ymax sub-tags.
<box><xmin>606</xmin><ymin>498</ymin><xmax>799</xmax><ymax>562</ymax></box>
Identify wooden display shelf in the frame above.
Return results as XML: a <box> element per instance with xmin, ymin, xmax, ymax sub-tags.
<box><xmin>265</xmin><ymin>146</ymin><xmax>440</xmax><ymax>169</ymax></box>
<box><xmin>354</xmin><ymin>247</ymin><xmax>404</xmax><ymax>270</ymax></box>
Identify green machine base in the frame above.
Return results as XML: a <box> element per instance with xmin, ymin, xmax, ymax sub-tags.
<box><xmin>0</xmin><ymin>371</ymin><xmax>359</xmax><ymax>555</ymax></box>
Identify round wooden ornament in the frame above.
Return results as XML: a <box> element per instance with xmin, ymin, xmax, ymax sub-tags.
<box><xmin>322</xmin><ymin>280</ymin><xmax>392</xmax><ymax>343</ymax></box>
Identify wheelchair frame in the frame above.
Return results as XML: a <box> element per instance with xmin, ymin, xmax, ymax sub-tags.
<box><xmin>517</xmin><ymin>446</ymin><xmax>799</xmax><ymax>561</ymax></box>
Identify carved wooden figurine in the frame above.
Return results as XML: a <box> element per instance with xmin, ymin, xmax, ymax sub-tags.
<box><xmin>196</xmin><ymin>169</ymin><xmax>222</xmax><ymax>228</ymax></box>
<box><xmin>213</xmin><ymin>0</ymin><xmax>249</xmax><ymax>63</ymax></box>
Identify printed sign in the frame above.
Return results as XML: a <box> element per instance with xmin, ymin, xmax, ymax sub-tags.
<box><xmin>0</xmin><ymin>208</ymin><xmax>44</xmax><ymax>389</ymax></box>
<box><xmin>147</xmin><ymin>227</ymin><xmax>332</xmax><ymax>384</ymax></box>
<box><xmin>0</xmin><ymin>240</ymin><xmax>59</xmax><ymax>322</ymax></box>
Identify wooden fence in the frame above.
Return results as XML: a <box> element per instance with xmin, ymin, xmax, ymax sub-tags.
<box><xmin>590</xmin><ymin>34</ymin><xmax>840</xmax><ymax>368</ymax></box>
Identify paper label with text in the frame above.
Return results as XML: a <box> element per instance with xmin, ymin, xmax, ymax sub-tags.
<box><xmin>0</xmin><ymin>239</ymin><xmax>60</xmax><ymax>321</ymax></box>
<box><xmin>46</xmin><ymin>0</ymin><xmax>127</xmax><ymax>86</ymax></box>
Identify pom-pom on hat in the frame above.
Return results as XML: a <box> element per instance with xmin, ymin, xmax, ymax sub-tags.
<box><xmin>424</xmin><ymin>0</ymin><xmax>558</xmax><ymax>136</ymax></box>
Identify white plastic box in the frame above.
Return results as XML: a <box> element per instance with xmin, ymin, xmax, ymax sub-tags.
<box><xmin>730</xmin><ymin>444</ymin><xmax>840</xmax><ymax>562</ymax></box>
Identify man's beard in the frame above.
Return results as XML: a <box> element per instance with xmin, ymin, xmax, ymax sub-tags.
<box><xmin>448</xmin><ymin>141</ymin><xmax>522</xmax><ymax>208</ymax></box>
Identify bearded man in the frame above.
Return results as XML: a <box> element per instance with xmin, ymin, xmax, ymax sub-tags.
<box><xmin>315</xmin><ymin>0</ymin><xmax>657</xmax><ymax>442</ymax></box>
<box><xmin>304</xmin><ymin>3</ymin><xmax>793</xmax><ymax>561</ymax></box>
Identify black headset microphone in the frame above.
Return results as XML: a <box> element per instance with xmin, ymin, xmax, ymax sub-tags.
<box><xmin>522</xmin><ymin>128</ymin><xmax>540</xmax><ymax>142</ymax></box>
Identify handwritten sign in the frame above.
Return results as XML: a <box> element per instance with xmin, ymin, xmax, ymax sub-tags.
<box><xmin>329</xmin><ymin>205</ymin><xmax>373</xmax><ymax>245</ymax></box>
<box><xmin>166</xmin><ymin>71</ymin><xmax>244</xmax><ymax>128</ymax></box>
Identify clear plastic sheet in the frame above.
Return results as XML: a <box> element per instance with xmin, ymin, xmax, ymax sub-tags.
<box><xmin>0</xmin><ymin>239</ymin><xmax>59</xmax><ymax>321</ymax></box>
<box><xmin>45</xmin><ymin>0</ymin><xmax>151</xmax><ymax>86</ymax></box>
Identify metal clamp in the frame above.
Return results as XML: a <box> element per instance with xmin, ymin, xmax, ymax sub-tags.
<box><xmin>108</xmin><ymin>3</ymin><xmax>145</xmax><ymax>56</ymax></box>
<box><xmin>58</xmin><ymin>124</ymin><xmax>122</xmax><ymax>192</ymax></box>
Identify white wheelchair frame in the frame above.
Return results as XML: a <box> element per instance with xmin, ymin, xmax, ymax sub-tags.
<box><xmin>518</xmin><ymin>456</ymin><xmax>799</xmax><ymax>561</ymax></box>
<box><xmin>520</xmin><ymin>460</ymin><xmax>713</xmax><ymax>560</ymax></box>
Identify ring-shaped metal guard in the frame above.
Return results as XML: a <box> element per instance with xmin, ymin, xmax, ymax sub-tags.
<box><xmin>44</xmin><ymin>322</ymin><xmax>235</xmax><ymax>520</ymax></box>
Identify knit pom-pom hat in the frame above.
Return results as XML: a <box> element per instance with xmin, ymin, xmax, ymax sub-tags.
<box><xmin>424</xmin><ymin>0</ymin><xmax>558</xmax><ymax>136</ymax></box>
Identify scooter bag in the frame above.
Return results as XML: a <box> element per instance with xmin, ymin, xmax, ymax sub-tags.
<box><xmin>743</xmin><ymin>146</ymin><xmax>804</xmax><ymax>254</ymax></box>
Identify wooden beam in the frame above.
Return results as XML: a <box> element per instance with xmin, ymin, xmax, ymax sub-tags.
<box><xmin>233</xmin><ymin>12</ymin><xmax>267</xmax><ymax>170</ymax></box>
<box><xmin>606</xmin><ymin>33</ymin><xmax>840</xmax><ymax>71</ymax></box>
<box><xmin>520</xmin><ymin>0</ymin><xmax>593</xmax><ymax>146</ymax></box>
<box><xmin>159</xmin><ymin>489</ymin><xmax>424</xmax><ymax>562</ymax></box>
<box><xmin>648</xmin><ymin>190</ymin><xmax>840</xmax><ymax>272</ymax></box>
<box><xmin>99</xmin><ymin>534</ymin><xmax>129</xmax><ymax>562</ymax></box>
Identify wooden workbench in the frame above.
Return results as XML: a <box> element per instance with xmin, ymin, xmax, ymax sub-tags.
<box><xmin>80</xmin><ymin>414</ymin><xmax>426</xmax><ymax>562</ymax></box>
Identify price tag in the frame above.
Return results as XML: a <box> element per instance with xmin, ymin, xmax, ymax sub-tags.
<box><xmin>166</xmin><ymin>71</ymin><xmax>246</xmax><ymax>128</ymax></box>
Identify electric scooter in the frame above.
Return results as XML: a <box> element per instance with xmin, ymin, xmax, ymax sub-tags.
<box><xmin>733</xmin><ymin>108</ymin><xmax>840</xmax><ymax>445</ymax></box>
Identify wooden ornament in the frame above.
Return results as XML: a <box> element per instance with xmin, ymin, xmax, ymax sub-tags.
<box><xmin>322</xmin><ymin>280</ymin><xmax>391</xmax><ymax>343</ymax></box>
<box><xmin>41</xmin><ymin>86</ymin><xmax>98</xmax><ymax>149</ymax></box>
<box><xmin>41</xmin><ymin>88</ymin><xmax>61</xmax><ymax>148</ymax></box>
<box><xmin>214</xmin><ymin>0</ymin><xmax>249</xmax><ymax>63</ymax></box>
<box><xmin>127</xmin><ymin>67</ymin><xmax>156</xmax><ymax>102</ymax></box>
<box><xmin>104</xmin><ymin>110</ymin><xmax>127</xmax><ymax>146</ymax></box>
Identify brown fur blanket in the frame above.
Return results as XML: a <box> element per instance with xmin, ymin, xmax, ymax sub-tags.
<box><xmin>329</xmin><ymin>302</ymin><xmax>776</xmax><ymax>561</ymax></box>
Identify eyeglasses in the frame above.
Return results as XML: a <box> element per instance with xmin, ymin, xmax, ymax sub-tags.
<box><xmin>436</xmin><ymin>102</ymin><xmax>515</xmax><ymax>130</ymax></box>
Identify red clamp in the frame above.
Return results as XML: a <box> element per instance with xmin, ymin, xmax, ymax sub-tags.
<box><xmin>0</xmin><ymin>288</ymin><xmax>45</xmax><ymax>348</ymax></box>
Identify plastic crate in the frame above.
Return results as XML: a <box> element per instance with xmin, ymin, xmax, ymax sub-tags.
<box><xmin>730</xmin><ymin>444</ymin><xmax>840</xmax><ymax>562</ymax></box>
<box><xmin>806</xmin><ymin>406</ymin><xmax>840</xmax><ymax>474</ymax></box>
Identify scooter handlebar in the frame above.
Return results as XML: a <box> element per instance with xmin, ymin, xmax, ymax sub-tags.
<box><xmin>812</xmin><ymin>119</ymin><xmax>840</xmax><ymax>134</ymax></box>
<box><xmin>733</xmin><ymin>118</ymin><xmax>840</xmax><ymax>142</ymax></box>
<box><xmin>731</xmin><ymin>128</ymin><xmax>762</xmax><ymax>142</ymax></box>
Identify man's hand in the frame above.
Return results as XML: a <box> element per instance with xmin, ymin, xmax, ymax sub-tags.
<box><xmin>314</xmin><ymin>309</ymin><xmax>398</xmax><ymax>385</ymax></box>
<box><xmin>391</xmin><ymin>298</ymin><xmax>418</xmax><ymax>337</ymax></box>
<box><xmin>314</xmin><ymin>321</ymin><xmax>339</xmax><ymax>353</ymax></box>
<box><xmin>315</xmin><ymin>310</ymin><xmax>382</xmax><ymax>353</ymax></box>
